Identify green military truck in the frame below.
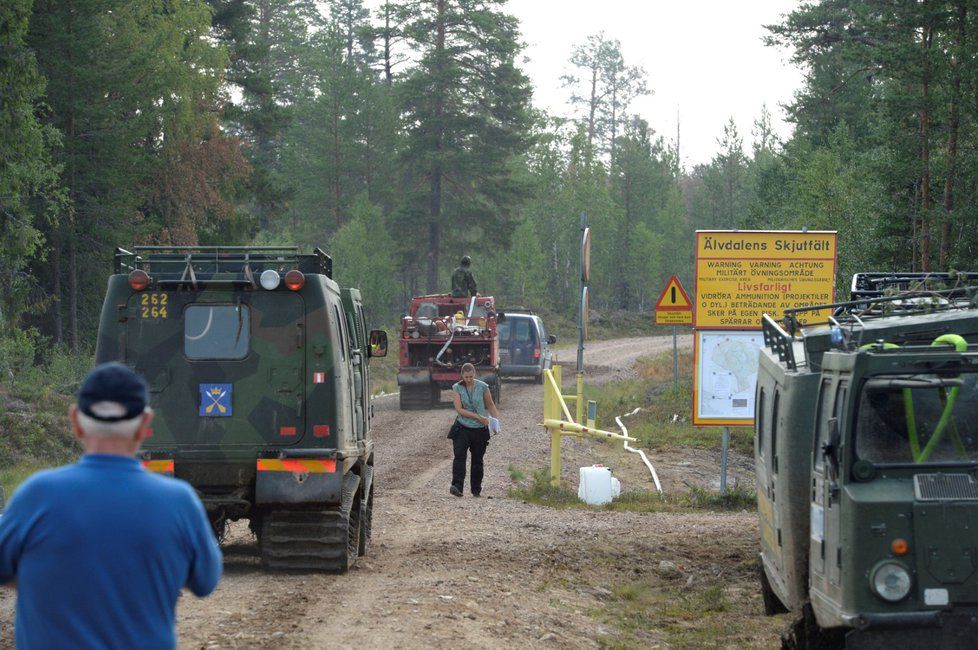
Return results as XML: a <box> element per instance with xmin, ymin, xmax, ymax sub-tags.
<box><xmin>95</xmin><ymin>246</ymin><xmax>388</xmax><ymax>572</ymax></box>
<box><xmin>757</xmin><ymin>273</ymin><xmax>978</xmax><ymax>647</ymax></box>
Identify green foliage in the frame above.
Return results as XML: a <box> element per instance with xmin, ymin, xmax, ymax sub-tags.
<box><xmin>329</xmin><ymin>195</ymin><xmax>398</xmax><ymax>325</ymax></box>
<box><xmin>0</xmin><ymin>0</ymin><xmax>62</xmax><ymax>335</ymax></box>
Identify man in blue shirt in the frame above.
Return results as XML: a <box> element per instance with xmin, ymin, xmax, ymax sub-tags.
<box><xmin>0</xmin><ymin>363</ymin><xmax>222</xmax><ymax>649</ymax></box>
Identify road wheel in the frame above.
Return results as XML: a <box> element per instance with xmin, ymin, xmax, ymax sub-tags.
<box><xmin>781</xmin><ymin>603</ymin><xmax>844</xmax><ymax>649</ymax></box>
<box><xmin>759</xmin><ymin>559</ymin><xmax>788</xmax><ymax>615</ymax></box>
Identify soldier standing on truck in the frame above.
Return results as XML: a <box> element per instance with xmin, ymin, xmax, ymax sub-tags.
<box><xmin>0</xmin><ymin>363</ymin><xmax>222</xmax><ymax>649</ymax></box>
<box><xmin>451</xmin><ymin>255</ymin><xmax>478</xmax><ymax>298</ymax></box>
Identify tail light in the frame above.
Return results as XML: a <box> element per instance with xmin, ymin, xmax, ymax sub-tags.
<box><xmin>284</xmin><ymin>270</ymin><xmax>305</xmax><ymax>291</ymax></box>
<box><xmin>128</xmin><ymin>269</ymin><xmax>150</xmax><ymax>291</ymax></box>
<box><xmin>533</xmin><ymin>347</ymin><xmax>541</xmax><ymax>359</ymax></box>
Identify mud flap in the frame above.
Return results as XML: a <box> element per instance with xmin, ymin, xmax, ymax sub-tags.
<box><xmin>256</xmin><ymin>467</ymin><xmax>344</xmax><ymax>505</ymax></box>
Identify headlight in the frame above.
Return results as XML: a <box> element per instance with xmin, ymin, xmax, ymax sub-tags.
<box><xmin>871</xmin><ymin>561</ymin><xmax>911</xmax><ymax>602</ymax></box>
<box><xmin>260</xmin><ymin>269</ymin><xmax>280</xmax><ymax>290</ymax></box>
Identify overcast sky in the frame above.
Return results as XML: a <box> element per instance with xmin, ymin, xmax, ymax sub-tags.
<box><xmin>509</xmin><ymin>0</ymin><xmax>803</xmax><ymax>168</ymax></box>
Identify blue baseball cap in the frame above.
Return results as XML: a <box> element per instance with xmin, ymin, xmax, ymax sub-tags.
<box><xmin>77</xmin><ymin>363</ymin><xmax>149</xmax><ymax>422</ymax></box>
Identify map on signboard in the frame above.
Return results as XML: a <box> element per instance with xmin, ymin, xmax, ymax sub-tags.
<box><xmin>695</xmin><ymin>330</ymin><xmax>764</xmax><ymax>424</ymax></box>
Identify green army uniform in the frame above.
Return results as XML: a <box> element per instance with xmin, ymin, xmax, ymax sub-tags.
<box><xmin>451</xmin><ymin>267</ymin><xmax>477</xmax><ymax>298</ymax></box>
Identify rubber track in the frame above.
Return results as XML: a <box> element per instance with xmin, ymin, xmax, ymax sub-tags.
<box><xmin>358</xmin><ymin>465</ymin><xmax>374</xmax><ymax>557</ymax></box>
<box><xmin>399</xmin><ymin>385</ymin><xmax>432</xmax><ymax>410</ymax></box>
<box><xmin>260</xmin><ymin>474</ymin><xmax>362</xmax><ymax>573</ymax></box>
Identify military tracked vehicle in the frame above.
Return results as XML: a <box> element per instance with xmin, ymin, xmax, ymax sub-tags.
<box><xmin>397</xmin><ymin>293</ymin><xmax>501</xmax><ymax>410</ymax></box>
<box><xmin>757</xmin><ymin>272</ymin><xmax>978</xmax><ymax>647</ymax></box>
<box><xmin>95</xmin><ymin>246</ymin><xmax>388</xmax><ymax>573</ymax></box>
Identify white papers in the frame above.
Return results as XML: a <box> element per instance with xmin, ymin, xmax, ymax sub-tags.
<box><xmin>488</xmin><ymin>416</ymin><xmax>501</xmax><ymax>435</ymax></box>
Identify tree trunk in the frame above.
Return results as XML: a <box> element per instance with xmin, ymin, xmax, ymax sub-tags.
<box><xmin>918</xmin><ymin>27</ymin><xmax>933</xmax><ymax>272</ymax></box>
<box><xmin>333</xmin><ymin>100</ymin><xmax>342</xmax><ymax>227</ymax></box>
<box><xmin>257</xmin><ymin>0</ymin><xmax>272</xmax><ymax>230</ymax></box>
<box><xmin>426</xmin><ymin>0</ymin><xmax>446</xmax><ymax>293</ymax></box>
<box><xmin>609</xmin><ymin>83</ymin><xmax>618</xmax><ymax>164</ymax></box>
<box><xmin>383</xmin><ymin>3</ymin><xmax>393</xmax><ymax>86</ymax></box>
<box><xmin>68</xmin><ymin>228</ymin><xmax>78</xmax><ymax>351</ymax></box>
<box><xmin>52</xmin><ymin>230</ymin><xmax>63</xmax><ymax>345</ymax></box>
<box><xmin>939</xmin><ymin>3</ymin><xmax>966</xmax><ymax>270</ymax></box>
<box><xmin>619</xmin><ymin>168</ymin><xmax>631</xmax><ymax>309</ymax></box>
<box><xmin>587</xmin><ymin>64</ymin><xmax>598</xmax><ymax>153</ymax></box>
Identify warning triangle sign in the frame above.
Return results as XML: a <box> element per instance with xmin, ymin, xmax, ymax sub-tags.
<box><xmin>654</xmin><ymin>275</ymin><xmax>692</xmax><ymax>311</ymax></box>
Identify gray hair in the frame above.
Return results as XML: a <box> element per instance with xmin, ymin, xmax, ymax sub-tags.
<box><xmin>77</xmin><ymin>410</ymin><xmax>147</xmax><ymax>439</ymax></box>
<box><xmin>460</xmin><ymin>363</ymin><xmax>476</xmax><ymax>374</ymax></box>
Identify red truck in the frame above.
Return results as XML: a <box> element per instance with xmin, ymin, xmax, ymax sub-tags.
<box><xmin>397</xmin><ymin>294</ymin><xmax>501</xmax><ymax>410</ymax></box>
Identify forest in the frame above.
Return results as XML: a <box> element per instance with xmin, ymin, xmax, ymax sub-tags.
<box><xmin>2</xmin><ymin>0</ymin><xmax>978</xmax><ymax>378</ymax></box>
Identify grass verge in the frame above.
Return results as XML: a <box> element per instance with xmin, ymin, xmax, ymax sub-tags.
<box><xmin>583</xmin><ymin>349</ymin><xmax>754</xmax><ymax>456</ymax></box>
<box><xmin>511</xmin><ymin>468</ymin><xmax>755</xmax><ymax>513</ymax></box>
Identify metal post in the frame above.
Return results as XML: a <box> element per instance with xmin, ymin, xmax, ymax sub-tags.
<box><xmin>550</xmin><ymin>427</ymin><xmax>562</xmax><ymax>487</ymax></box>
<box><xmin>577</xmin><ymin>210</ymin><xmax>587</xmax><ymax>423</ymax></box>
<box><xmin>672</xmin><ymin>325</ymin><xmax>678</xmax><ymax>392</ymax></box>
<box><xmin>720</xmin><ymin>426</ymin><xmax>730</xmax><ymax>496</ymax></box>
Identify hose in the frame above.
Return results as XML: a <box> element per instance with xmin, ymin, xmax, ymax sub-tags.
<box><xmin>917</xmin><ymin>334</ymin><xmax>967</xmax><ymax>462</ymax></box>
<box><xmin>615</xmin><ymin>407</ymin><xmax>663</xmax><ymax>493</ymax></box>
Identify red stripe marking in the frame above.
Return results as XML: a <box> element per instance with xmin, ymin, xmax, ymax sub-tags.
<box><xmin>313</xmin><ymin>425</ymin><xmax>330</xmax><ymax>438</ymax></box>
<box><xmin>279</xmin><ymin>426</ymin><xmax>297</xmax><ymax>436</ymax></box>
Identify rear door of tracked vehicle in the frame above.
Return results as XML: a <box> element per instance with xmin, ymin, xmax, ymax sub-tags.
<box><xmin>126</xmin><ymin>289</ymin><xmax>306</xmax><ymax>448</ymax></box>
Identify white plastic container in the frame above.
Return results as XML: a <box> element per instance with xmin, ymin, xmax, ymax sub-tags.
<box><xmin>578</xmin><ymin>465</ymin><xmax>617</xmax><ymax>505</ymax></box>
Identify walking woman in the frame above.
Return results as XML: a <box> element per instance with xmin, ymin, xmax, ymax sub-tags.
<box><xmin>448</xmin><ymin>362</ymin><xmax>499</xmax><ymax>497</ymax></box>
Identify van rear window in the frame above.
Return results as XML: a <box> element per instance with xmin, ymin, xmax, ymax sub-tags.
<box><xmin>184</xmin><ymin>304</ymin><xmax>250</xmax><ymax>359</ymax></box>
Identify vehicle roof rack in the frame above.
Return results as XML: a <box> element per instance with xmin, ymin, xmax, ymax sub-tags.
<box><xmin>114</xmin><ymin>246</ymin><xmax>333</xmax><ymax>280</ymax></box>
<box><xmin>763</xmin><ymin>282</ymin><xmax>978</xmax><ymax>372</ymax></box>
<box><xmin>850</xmin><ymin>272</ymin><xmax>978</xmax><ymax>302</ymax></box>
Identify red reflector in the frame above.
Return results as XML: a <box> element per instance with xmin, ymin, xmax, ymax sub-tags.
<box><xmin>314</xmin><ymin>425</ymin><xmax>330</xmax><ymax>437</ymax></box>
<box><xmin>533</xmin><ymin>348</ymin><xmax>541</xmax><ymax>359</ymax></box>
<box><xmin>279</xmin><ymin>426</ymin><xmax>297</xmax><ymax>436</ymax></box>
<box><xmin>284</xmin><ymin>270</ymin><xmax>305</xmax><ymax>291</ymax></box>
<box><xmin>128</xmin><ymin>269</ymin><xmax>150</xmax><ymax>291</ymax></box>
<box><xmin>313</xmin><ymin>372</ymin><xmax>326</xmax><ymax>384</ymax></box>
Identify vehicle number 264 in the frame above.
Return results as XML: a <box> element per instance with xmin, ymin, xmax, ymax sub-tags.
<box><xmin>140</xmin><ymin>293</ymin><xmax>169</xmax><ymax>319</ymax></box>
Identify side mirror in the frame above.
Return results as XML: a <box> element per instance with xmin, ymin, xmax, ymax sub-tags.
<box><xmin>547</xmin><ymin>335</ymin><xmax>557</xmax><ymax>345</ymax></box>
<box><xmin>368</xmin><ymin>330</ymin><xmax>388</xmax><ymax>358</ymax></box>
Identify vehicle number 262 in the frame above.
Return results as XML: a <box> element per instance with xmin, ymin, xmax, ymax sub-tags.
<box><xmin>140</xmin><ymin>293</ymin><xmax>169</xmax><ymax>319</ymax></box>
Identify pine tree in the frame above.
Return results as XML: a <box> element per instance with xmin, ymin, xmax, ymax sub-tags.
<box><xmin>396</xmin><ymin>0</ymin><xmax>534</xmax><ymax>293</ymax></box>
<box><xmin>0</xmin><ymin>0</ymin><xmax>62</xmax><ymax>335</ymax></box>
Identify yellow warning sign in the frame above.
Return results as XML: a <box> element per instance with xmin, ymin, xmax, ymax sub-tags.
<box><xmin>694</xmin><ymin>231</ymin><xmax>837</xmax><ymax>330</ymax></box>
<box><xmin>654</xmin><ymin>275</ymin><xmax>692</xmax><ymax>325</ymax></box>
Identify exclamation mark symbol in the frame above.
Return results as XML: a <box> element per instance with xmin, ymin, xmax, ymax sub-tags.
<box><xmin>671</xmin><ymin>287</ymin><xmax>676</xmax><ymax>304</ymax></box>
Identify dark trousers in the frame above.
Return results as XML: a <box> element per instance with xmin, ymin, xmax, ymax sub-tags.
<box><xmin>451</xmin><ymin>425</ymin><xmax>490</xmax><ymax>495</ymax></box>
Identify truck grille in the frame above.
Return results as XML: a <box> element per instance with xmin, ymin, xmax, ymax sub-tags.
<box><xmin>914</xmin><ymin>474</ymin><xmax>978</xmax><ymax>501</ymax></box>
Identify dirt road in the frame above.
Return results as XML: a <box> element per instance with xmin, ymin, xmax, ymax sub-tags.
<box><xmin>1</xmin><ymin>335</ymin><xmax>778</xmax><ymax>648</ymax></box>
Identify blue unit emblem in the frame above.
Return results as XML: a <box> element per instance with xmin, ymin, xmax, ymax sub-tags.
<box><xmin>200</xmin><ymin>384</ymin><xmax>232</xmax><ymax>417</ymax></box>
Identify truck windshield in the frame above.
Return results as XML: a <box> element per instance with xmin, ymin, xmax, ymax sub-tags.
<box><xmin>855</xmin><ymin>372</ymin><xmax>978</xmax><ymax>464</ymax></box>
